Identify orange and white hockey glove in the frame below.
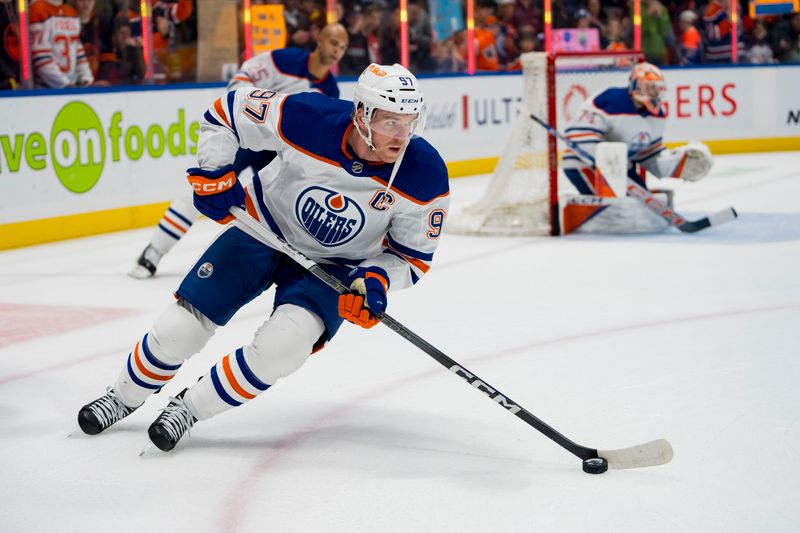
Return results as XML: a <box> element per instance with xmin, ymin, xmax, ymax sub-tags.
<box><xmin>338</xmin><ymin>266</ymin><xmax>389</xmax><ymax>329</ymax></box>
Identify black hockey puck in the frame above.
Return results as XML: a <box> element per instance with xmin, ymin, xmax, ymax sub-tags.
<box><xmin>582</xmin><ymin>457</ymin><xmax>608</xmax><ymax>474</ymax></box>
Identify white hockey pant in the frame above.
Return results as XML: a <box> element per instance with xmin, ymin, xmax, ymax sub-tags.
<box><xmin>183</xmin><ymin>303</ymin><xmax>324</xmax><ymax>420</ymax></box>
<box><xmin>114</xmin><ymin>299</ymin><xmax>215</xmax><ymax>408</ymax></box>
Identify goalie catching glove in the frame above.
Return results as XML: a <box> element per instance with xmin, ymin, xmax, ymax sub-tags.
<box><xmin>338</xmin><ymin>266</ymin><xmax>390</xmax><ymax>329</ymax></box>
<box><xmin>187</xmin><ymin>165</ymin><xmax>245</xmax><ymax>224</ymax></box>
<box><xmin>670</xmin><ymin>141</ymin><xmax>713</xmax><ymax>182</ymax></box>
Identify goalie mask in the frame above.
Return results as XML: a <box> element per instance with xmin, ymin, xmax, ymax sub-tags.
<box><xmin>628</xmin><ymin>62</ymin><xmax>666</xmax><ymax>115</ymax></box>
<box><xmin>352</xmin><ymin>63</ymin><xmax>426</xmax><ymax>150</ymax></box>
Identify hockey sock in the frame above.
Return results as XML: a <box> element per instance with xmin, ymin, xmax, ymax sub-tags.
<box><xmin>148</xmin><ymin>196</ymin><xmax>200</xmax><ymax>256</ymax></box>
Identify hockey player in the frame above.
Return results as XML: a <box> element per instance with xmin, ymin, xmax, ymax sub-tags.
<box><xmin>30</xmin><ymin>0</ymin><xmax>94</xmax><ymax>88</ymax></box>
<box><xmin>561</xmin><ymin>62</ymin><xmax>713</xmax><ymax>197</ymax></box>
<box><xmin>78</xmin><ymin>63</ymin><xmax>450</xmax><ymax>452</ymax></box>
<box><xmin>128</xmin><ymin>23</ymin><xmax>349</xmax><ymax>279</ymax></box>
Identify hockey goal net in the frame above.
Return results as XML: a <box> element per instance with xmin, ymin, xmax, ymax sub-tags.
<box><xmin>446</xmin><ymin>51</ymin><xmax>643</xmax><ymax>236</ymax></box>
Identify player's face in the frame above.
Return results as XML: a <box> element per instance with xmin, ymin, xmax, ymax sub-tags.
<box><xmin>319</xmin><ymin>35</ymin><xmax>348</xmax><ymax>65</ymax></box>
<box><xmin>369</xmin><ymin>109</ymin><xmax>418</xmax><ymax>163</ymax></box>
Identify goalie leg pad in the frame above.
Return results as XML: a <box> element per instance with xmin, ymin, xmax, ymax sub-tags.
<box><xmin>113</xmin><ymin>300</ymin><xmax>216</xmax><ymax>407</ymax></box>
<box><xmin>183</xmin><ymin>304</ymin><xmax>325</xmax><ymax>420</ymax></box>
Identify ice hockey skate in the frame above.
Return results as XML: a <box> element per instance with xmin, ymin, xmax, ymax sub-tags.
<box><xmin>147</xmin><ymin>389</ymin><xmax>196</xmax><ymax>452</ymax></box>
<box><xmin>128</xmin><ymin>245</ymin><xmax>162</xmax><ymax>279</ymax></box>
<box><xmin>78</xmin><ymin>388</ymin><xmax>139</xmax><ymax>435</ymax></box>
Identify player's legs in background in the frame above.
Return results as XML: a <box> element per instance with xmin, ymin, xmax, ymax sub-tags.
<box><xmin>128</xmin><ymin>196</ymin><xmax>200</xmax><ymax>279</ymax></box>
<box><xmin>128</xmin><ymin>149</ymin><xmax>275</xmax><ymax>279</ymax></box>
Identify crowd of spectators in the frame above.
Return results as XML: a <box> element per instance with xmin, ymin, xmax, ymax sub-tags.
<box><xmin>1</xmin><ymin>0</ymin><xmax>799</xmax><ymax>90</ymax></box>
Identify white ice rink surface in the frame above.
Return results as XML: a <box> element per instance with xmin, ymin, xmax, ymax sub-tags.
<box><xmin>1</xmin><ymin>152</ymin><xmax>799</xmax><ymax>533</ymax></box>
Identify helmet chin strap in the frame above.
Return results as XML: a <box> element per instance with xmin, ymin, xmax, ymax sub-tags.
<box><xmin>353</xmin><ymin>110</ymin><xmax>375</xmax><ymax>151</ymax></box>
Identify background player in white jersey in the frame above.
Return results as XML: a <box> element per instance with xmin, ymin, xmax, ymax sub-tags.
<box><xmin>78</xmin><ymin>63</ymin><xmax>450</xmax><ymax>452</ymax></box>
<box><xmin>561</xmin><ymin>62</ymin><xmax>713</xmax><ymax>197</ymax></box>
<box><xmin>128</xmin><ymin>23</ymin><xmax>348</xmax><ymax>279</ymax></box>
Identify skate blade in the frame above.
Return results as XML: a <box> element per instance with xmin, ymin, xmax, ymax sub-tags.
<box><xmin>139</xmin><ymin>442</ymin><xmax>157</xmax><ymax>457</ymax></box>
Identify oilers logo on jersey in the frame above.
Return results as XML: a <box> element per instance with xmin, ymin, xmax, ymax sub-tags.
<box><xmin>628</xmin><ymin>131</ymin><xmax>653</xmax><ymax>155</ymax></box>
<box><xmin>295</xmin><ymin>186</ymin><xmax>365</xmax><ymax>246</ymax></box>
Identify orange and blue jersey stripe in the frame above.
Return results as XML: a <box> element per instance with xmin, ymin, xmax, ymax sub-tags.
<box><xmin>204</xmin><ymin>91</ymin><xmax>239</xmax><ymax>141</ymax></box>
<box><xmin>210</xmin><ymin>347</ymin><xmax>270</xmax><ymax>406</ymax></box>
<box><xmin>383</xmin><ymin>233</ymin><xmax>433</xmax><ymax>284</ymax></box>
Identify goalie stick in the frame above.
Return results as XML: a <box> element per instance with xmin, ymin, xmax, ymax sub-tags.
<box><xmin>528</xmin><ymin>113</ymin><xmax>737</xmax><ymax>233</ymax></box>
<box><xmin>230</xmin><ymin>206</ymin><xmax>673</xmax><ymax>472</ymax></box>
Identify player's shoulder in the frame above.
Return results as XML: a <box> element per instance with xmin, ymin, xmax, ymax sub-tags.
<box><xmin>277</xmin><ymin>92</ymin><xmax>351</xmax><ymax>149</ymax></box>
<box><xmin>394</xmin><ymin>137</ymin><xmax>450</xmax><ymax>203</ymax></box>
<box><xmin>281</xmin><ymin>91</ymin><xmax>350</xmax><ymax>123</ymax></box>
<box><xmin>592</xmin><ymin>87</ymin><xmax>639</xmax><ymax>115</ymax></box>
<box><xmin>271</xmin><ymin>47</ymin><xmax>311</xmax><ymax>75</ymax></box>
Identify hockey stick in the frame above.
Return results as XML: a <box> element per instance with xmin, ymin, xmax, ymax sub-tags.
<box><xmin>528</xmin><ymin>113</ymin><xmax>737</xmax><ymax>233</ymax></box>
<box><xmin>230</xmin><ymin>206</ymin><xmax>673</xmax><ymax>473</ymax></box>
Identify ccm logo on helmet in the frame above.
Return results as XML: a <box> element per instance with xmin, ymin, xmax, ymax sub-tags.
<box><xmin>401</xmin><ymin>98</ymin><xmax>419</xmax><ymax>103</ymax></box>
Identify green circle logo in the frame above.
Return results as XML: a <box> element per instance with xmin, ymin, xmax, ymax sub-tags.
<box><xmin>51</xmin><ymin>101</ymin><xmax>106</xmax><ymax>193</ymax></box>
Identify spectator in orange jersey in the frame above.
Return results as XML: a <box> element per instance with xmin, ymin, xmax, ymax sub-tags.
<box><xmin>677</xmin><ymin>10</ymin><xmax>702</xmax><ymax>64</ymax></box>
<box><xmin>30</xmin><ymin>0</ymin><xmax>94</xmax><ymax>87</ymax></box>
<box><xmin>466</xmin><ymin>0</ymin><xmax>500</xmax><ymax>71</ymax></box>
<box><xmin>702</xmin><ymin>0</ymin><xmax>744</xmax><ymax>63</ymax></box>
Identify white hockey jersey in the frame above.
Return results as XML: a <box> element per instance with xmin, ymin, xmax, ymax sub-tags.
<box><xmin>198</xmin><ymin>88</ymin><xmax>450</xmax><ymax>291</ymax></box>
<box><xmin>561</xmin><ymin>87</ymin><xmax>669</xmax><ymax>194</ymax></box>
<box><xmin>227</xmin><ymin>47</ymin><xmax>339</xmax><ymax>98</ymax></box>
<box><xmin>30</xmin><ymin>0</ymin><xmax>93</xmax><ymax>88</ymax></box>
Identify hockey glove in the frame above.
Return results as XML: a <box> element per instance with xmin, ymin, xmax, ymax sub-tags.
<box><xmin>187</xmin><ymin>165</ymin><xmax>244</xmax><ymax>224</ymax></box>
<box><xmin>338</xmin><ymin>266</ymin><xmax>390</xmax><ymax>329</ymax></box>
<box><xmin>670</xmin><ymin>141</ymin><xmax>713</xmax><ymax>182</ymax></box>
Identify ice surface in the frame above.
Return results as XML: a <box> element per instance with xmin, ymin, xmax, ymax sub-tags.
<box><xmin>1</xmin><ymin>152</ymin><xmax>798</xmax><ymax>533</ymax></box>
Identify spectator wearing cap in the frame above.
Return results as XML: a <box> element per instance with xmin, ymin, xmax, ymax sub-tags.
<box><xmin>677</xmin><ymin>9</ymin><xmax>702</xmax><ymax>64</ymax></box>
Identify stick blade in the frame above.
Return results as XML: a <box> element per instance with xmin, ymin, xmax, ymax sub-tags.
<box><xmin>598</xmin><ymin>438</ymin><xmax>673</xmax><ymax>469</ymax></box>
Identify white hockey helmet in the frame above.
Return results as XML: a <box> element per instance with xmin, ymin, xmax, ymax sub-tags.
<box><xmin>353</xmin><ymin>63</ymin><xmax>425</xmax><ymax>149</ymax></box>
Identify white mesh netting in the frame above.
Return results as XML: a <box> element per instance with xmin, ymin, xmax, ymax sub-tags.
<box><xmin>446</xmin><ymin>51</ymin><xmax>642</xmax><ymax>237</ymax></box>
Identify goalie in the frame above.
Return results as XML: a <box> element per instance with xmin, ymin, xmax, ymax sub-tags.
<box><xmin>560</xmin><ymin>62</ymin><xmax>713</xmax><ymax>233</ymax></box>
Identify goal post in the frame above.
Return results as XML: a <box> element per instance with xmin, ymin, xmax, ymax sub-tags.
<box><xmin>446</xmin><ymin>50</ymin><xmax>644</xmax><ymax>237</ymax></box>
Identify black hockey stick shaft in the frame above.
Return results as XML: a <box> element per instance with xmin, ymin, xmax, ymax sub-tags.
<box><xmin>528</xmin><ymin>113</ymin><xmax>737</xmax><ymax>233</ymax></box>
<box><xmin>230</xmin><ymin>207</ymin><xmax>599</xmax><ymax>461</ymax></box>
